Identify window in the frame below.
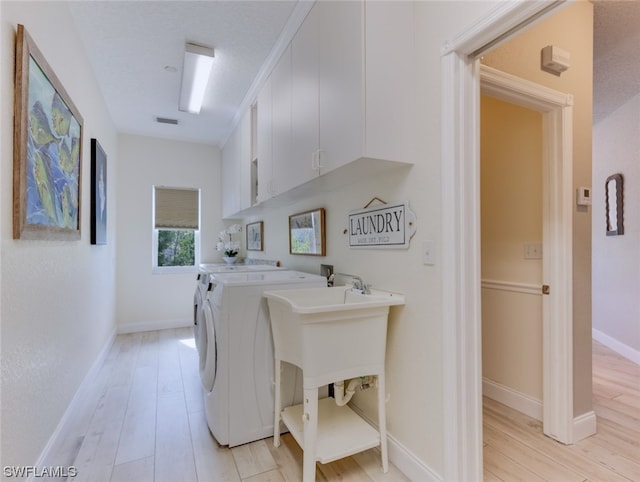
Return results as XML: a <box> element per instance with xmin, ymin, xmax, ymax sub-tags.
<box><xmin>153</xmin><ymin>186</ymin><xmax>200</xmax><ymax>272</ymax></box>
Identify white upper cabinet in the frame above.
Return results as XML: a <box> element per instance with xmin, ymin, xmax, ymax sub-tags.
<box><xmin>362</xmin><ymin>1</ymin><xmax>414</xmax><ymax>164</ymax></box>
<box><xmin>221</xmin><ymin>108</ymin><xmax>251</xmax><ymax>218</ymax></box>
<box><xmin>270</xmin><ymin>45</ymin><xmax>293</xmax><ymax>197</ymax></box>
<box><xmin>290</xmin><ymin>5</ymin><xmax>320</xmax><ymax>189</ymax></box>
<box><xmin>256</xmin><ymin>74</ymin><xmax>272</xmax><ymax>204</ymax></box>
<box><xmin>295</xmin><ymin>1</ymin><xmax>414</xmax><ymax>176</ymax></box>
<box><xmin>317</xmin><ymin>1</ymin><xmax>364</xmax><ymax>174</ymax></box>
<box><xmin>226</xmin><ymin>0</ymin><xmax>414</xmax><ymax>217</ymax></box>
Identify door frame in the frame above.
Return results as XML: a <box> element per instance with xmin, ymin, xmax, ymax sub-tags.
<box><xmin>480</xmin><ymin>64</ymin><xmax>574</xmax><ymax>440</ymax></box>
<box><xmin>440</xmin><ymin>1</ymin><xmax>572</xmax><ymax>480</ymax></box>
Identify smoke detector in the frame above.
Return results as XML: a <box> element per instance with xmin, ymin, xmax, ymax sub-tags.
<box><xmin>541</xmin><ymin>45</ymin><xmax>570</xmax><ymax>75</ymax></box>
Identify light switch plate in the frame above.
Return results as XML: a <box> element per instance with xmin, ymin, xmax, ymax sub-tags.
<box><xmin>524</xmin><ymin>243</ymin><xmax>543</xmax><ymax>260</ymax></box>
<box><xmin>423</xmin><ymin>240</ymin><xmax>435</xmax><ymax>265</ymax></box>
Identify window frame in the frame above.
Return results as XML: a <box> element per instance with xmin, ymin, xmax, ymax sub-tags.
<box><xmin>152</xmin><ymin>186</ymin><xmax>201</xmax><ymax>274</ymax></box>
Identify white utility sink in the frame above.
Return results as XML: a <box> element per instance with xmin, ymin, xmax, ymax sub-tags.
<box><xmin>265</xmin><ymin>285</ymin><xmax>404</xmax><ymax>314</ymax></box>
<box><xmin>264</xmin><ymin>285</ymin><xmax>405</xmax><ymax>481</ymax></box>
<box><xmin>264</xmin><ymin>286</ymin><xmax>404</xmax><ymax>387</ymax></box>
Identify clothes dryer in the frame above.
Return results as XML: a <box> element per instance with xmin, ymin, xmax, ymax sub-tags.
<box><xmin>199</xmin><ymin>270</ymin><xmax>327</xmax><ymax>447</ymax></box>
<box><xmin>194</xmin><ymin>263</ymin><xmax>285</xmax><ymax>356</ymax></box>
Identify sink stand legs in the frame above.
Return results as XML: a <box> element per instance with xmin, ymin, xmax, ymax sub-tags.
<box><xmin>273</xmin><ymin>358</ymin><xmax>282</xmax><ymax>448</ymax></box>
<box><xmin>272</xmin><ymin>358</ymin><xmax>389</xmax><ymax>481</ymax></box>
<box><xmin>302</xmin><ymin>387</ymin><xmax>319</xmax><ymax>482</ymax></box>
<box><xmin>377</xmin><ymin>373</ymin><xmax>389</xmax><ymax>473</ymax></box>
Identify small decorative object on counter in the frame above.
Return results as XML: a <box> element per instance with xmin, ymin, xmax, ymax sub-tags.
<box><xmin>217</xmin><ymin>224</ymin><xmax>242</xmax><ymax>263</ymax></box>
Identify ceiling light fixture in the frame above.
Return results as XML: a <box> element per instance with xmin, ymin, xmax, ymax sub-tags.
<box><xmin>179</xmin><ymin>42</ymin><xmax>214</xmax><ymax>114</ymax></box>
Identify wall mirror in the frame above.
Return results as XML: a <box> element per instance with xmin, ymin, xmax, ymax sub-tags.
<box><xmin>289</xmin><ymin>208</ymin><xmax>326</xmax><ymax>256</ymax></box>
<box><xmin>605</xmin><ymin>173</ymin><xmax>624</xmax><ymax>236</ymax></box>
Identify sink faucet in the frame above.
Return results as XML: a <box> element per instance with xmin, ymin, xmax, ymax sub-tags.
<box><xmin>328</xmin><ymin>273</ymin><xmax>370</xmax><ymax>294</ymax></box>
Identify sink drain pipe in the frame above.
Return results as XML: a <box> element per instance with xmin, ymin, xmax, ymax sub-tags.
<box><xmin>333</xmin><ymin>378</ymin><xmax>361</xmax><ymax>406</ymax></box>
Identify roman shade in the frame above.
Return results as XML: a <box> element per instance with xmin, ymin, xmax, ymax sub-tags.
<box><xmin>154</xmin><ymin>187</ymin><xmax>199</xmax><ymax>230</ymax></box>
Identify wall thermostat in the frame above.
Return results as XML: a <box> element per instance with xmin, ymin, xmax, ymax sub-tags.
<box><xmin>576</xmin><ymin>187</ymin><xmax>591</xmax><ymax>206</ymax></box>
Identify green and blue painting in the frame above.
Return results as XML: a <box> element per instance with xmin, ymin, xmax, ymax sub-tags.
<box><xmin>26</xmin><ymin>56</ymin><xmax>80</xmax><ymax>229</ymax></box>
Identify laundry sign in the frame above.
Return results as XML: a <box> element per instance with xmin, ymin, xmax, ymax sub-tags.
<box><xmin>348</xmin><ymin>201</ymin><xmax>416</xmax><ymax>249</ymax></box>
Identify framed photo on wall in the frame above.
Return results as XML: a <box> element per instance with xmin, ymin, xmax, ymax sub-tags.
<box><xmin>289</xmin><ymin>208</ymin><xmax>326</xmax><ymax>256</ymax></box>
<box><xmin>91</xmin><ymin>139</ymin><xmax>107</xmax><ymax>245</ymax></box>
<box><xmin>246</xmin><ymin>221</ymin><xmax>263</xmax><ymax>251</ymax></box>
<box><xmin>13</xmin><ymin>24</ymin><xmax>83</xmax><ymax>240</ymax></box>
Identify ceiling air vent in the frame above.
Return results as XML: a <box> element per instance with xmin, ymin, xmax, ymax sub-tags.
<box><xmin>156</xmin><ymin>117</ymin><xmax>179</xmax><ymax>125</ymax></box>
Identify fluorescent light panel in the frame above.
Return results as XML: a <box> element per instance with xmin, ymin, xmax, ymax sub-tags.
<box><xmin>179</xmin><ymin>42</ymin><xmax>214</xmax><ymax>114</ymax></box>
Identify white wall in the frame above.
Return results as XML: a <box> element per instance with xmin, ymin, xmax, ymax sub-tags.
<box><xmin>592</xmin><ymin>93</ymin><xmax>640</xmax><ymax>360</ymax></box>
<box><xmin>1</xmin><ymin>1</ymin><xmax>118</xmax><ymax>470</ymax></box>
<box><xmin>232</xmin><ymin>2</ymin><xmax>505</xmax><ymax>475</ymax></box>
<box><xmin>116</xmin><ymin>134</ymin><xmax>222</xmax><ymax>332</ymax></box>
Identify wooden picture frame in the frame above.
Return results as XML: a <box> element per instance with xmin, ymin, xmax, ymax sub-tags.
<box><xmin>246</xmin><ymin>221</ymin><xmax>263</xmax><ymax>251</ymax></box>
<box><xmin>289</xmin><ymin>208</ymin><xmax>326</xmax><ymax>256</ymax></box>
<box><xmin>13</xmin><ymin>24</ymin><xmax>83</xmax><ymax>240</ymax></box>
<box><xmin>91</xmin><ymin>139</ymin><xmax>107</xmax><ymax>245</ymax></box>
<box><xmin>605</xmin><ymin>173</ymin><xmax>624</xmax><ymax>236</ymax></box>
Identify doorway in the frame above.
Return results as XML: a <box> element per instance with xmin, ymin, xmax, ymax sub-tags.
<box><xmin>440</xmin><ymin>3</ymin><xmax>577</xmax><ymax>479</ymax></box>
<box><xmin>479</xmin><ymin>63</ymin><xmax>574</xmax><ymax>442</ymax></box>
<box><xmin>480</xmin><ymin>77</ymin><xmax>545</xmax><ymax>423</ymax></box>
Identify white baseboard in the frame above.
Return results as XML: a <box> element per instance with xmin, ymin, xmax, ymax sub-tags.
<box><xmin>573</xmin><ymin>410</ymin><xmax>597</xmax><ymax>442</ymax></box>
<box><xmin>483</xmin><ymin>378</ymin><xmax>542</xmax><ymax>421</ymax></box>
<box><xmin>592</xmin><ymin>329</ymin><xmax>640</xmax><ymax>365</ymax></box>
<box><xmin>32</xmin><ymin>326</ymin><xmax>117</xmax><ymax>480</ymax></box>
<box><xmin>387</xmin><ymin>431</ymin><xmax>442</xmax><ymax>482</ymax></box>
<box><xmin>349</xmin><ymin>404</ymin><xmax>442</xmax><ymax>481</ymax></box>
<box><xmin>117</xmin><ymin>317</ymin><xmax>192</xmax><ymax>334</ymax></box>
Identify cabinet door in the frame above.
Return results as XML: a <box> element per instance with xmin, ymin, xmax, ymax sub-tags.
<box><xmin>290</xmin><ymin>4</ymin><xmax>320</xmax><ymax>186</ymax></box>
<box><xmin>270</xmin><ymin>45</ymin><xmax>292</xmax><ymax>196</ymax></box>
<box><xmin>318</xmin><ymin>1</ymin><xmax>364</xmax><ymax>174</ymax></box>
<box><xmin>236</xmin><ymin>110</ymin><xmax>252</xmax><ymax>211</ymax></box>
<box><xmin>221</xmin><ymin>127</ymin><xmax>240</xmax><ymax>218</ymax></box>
<box><xmin>364</xmin><ymin>1</ymin><xmax>414</xmax><ymax>164</ymax></box>
<box><xmin>256</xmin><ymin>75</ymin><xmax>272</xmax><ymax>203</ymax></box>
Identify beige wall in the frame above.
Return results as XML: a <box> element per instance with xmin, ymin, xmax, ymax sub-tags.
<box><xmin>1</xmin><ymin>1</ymin><xmax>118</xmax><ymax>469</ymax></box>
<box><xmin>481</xmin><ymin>96</ymin><xmax>543</xmax><ymax>402</ymax></box>
<box><xmin>481</xmin><ymin>0</ymin><xmax>594</xmax><ymax>417</ymax></box>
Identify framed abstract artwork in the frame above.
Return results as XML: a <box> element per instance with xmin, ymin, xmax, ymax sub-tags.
<box><xmin>246</xmin><ymin>221</ymin><xmax>263</xmax><ymax>251</ymax></box>
<box><xmin>13</xmin><ymin>24</ymin><xmax>83</xmax><ymax>240</ymax></box>
<box><xmin>91</xmin><ymin>139</ymin><xmax>107</xmax><ymax>245</ymax></box>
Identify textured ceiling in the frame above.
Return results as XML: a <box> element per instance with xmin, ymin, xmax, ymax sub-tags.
<box><xmin>69</xmin><ymin>1</ymin><xmax>638</xmax><ymax>147</ymax></box>
<box><xmin>68</xmin><ymin>1</ymin><xmax>299</xmax><ymax>147</ymax></box>
<box><xmin>593</xmin><ymin>0</ymin><xmax>640</xmax><ymax>123</ymax></box>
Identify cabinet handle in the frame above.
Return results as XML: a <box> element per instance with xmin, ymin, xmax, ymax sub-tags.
<box><xmin>311</xmin><ymin>150</ymin><xmax>325</xmax><ymax>171</ymax></box>
<box><xmin>317</xmin><ymin>149</ymin><xmax>325</xmax><ymax>169</ymax></box>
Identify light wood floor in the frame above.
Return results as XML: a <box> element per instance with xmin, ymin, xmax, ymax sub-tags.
<box><xmin>52</xmin><ymin>329</ymin><xmax>638</xmax><ymax>481</ymax></box>
<box><xmin>483</xmin><ymin>340</ymin><xmax>640</xmax><ymax>482</ymax></box>
<box><xmin>54</xmin><ymin>328</ymin><xmax>408</xmax><ymax>482</ymax></box>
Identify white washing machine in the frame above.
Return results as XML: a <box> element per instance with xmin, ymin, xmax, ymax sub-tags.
<box><xmin>194</xmin><ymin>263</ymin><xmax>285</xmax><ymax>355</ymax></box>
<box><xmin>199</xmin><ymin>270</ymin><xmax>327</xmax><ymax>447</ymax></box>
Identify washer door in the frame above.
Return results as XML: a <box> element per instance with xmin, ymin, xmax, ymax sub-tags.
<box><xmin>199</xmin><ymin>299</ymin><xmax>217</xmax><ymax>393</ymax></box>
